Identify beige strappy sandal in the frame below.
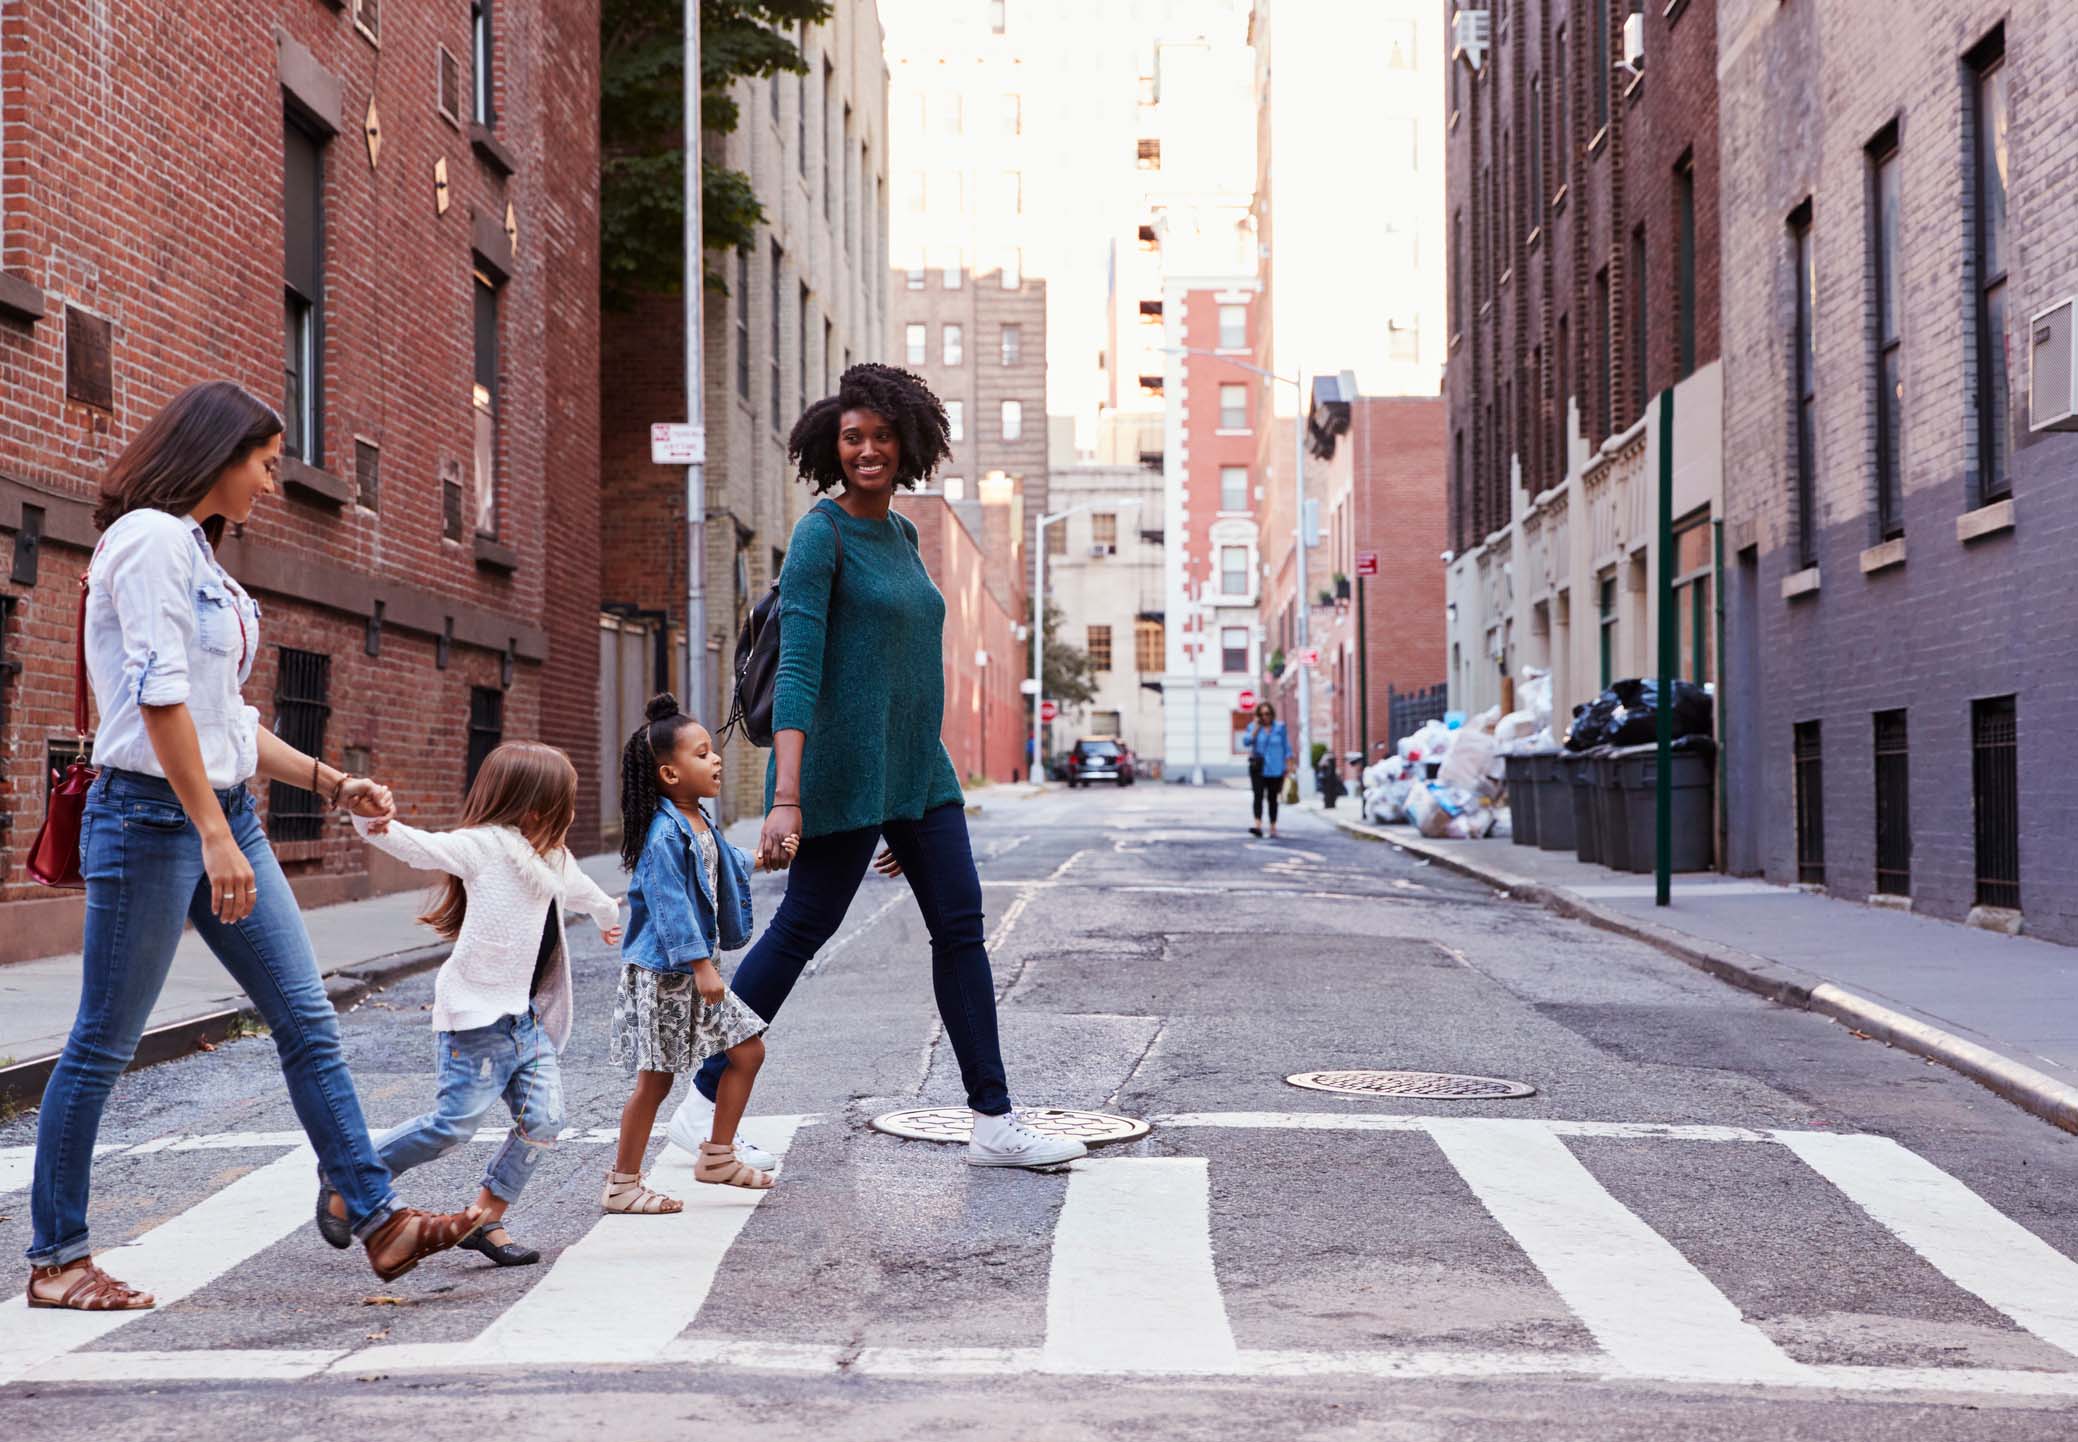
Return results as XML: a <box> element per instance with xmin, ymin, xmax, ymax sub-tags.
<box><xmin>602</xmin><ymin>1169</ymin><xmax>683</xmax><ymax>1214</ymax></box>
<box><xmin>695</xmin><ymin>1140</ymin><xmax>774</xmax><ymax>1190</ymax></box>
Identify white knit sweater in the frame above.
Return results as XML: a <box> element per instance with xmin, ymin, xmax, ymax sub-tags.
<box><xmin>353</xmin><ymin>815</ymin><xmax>620</xmax><ymax>1050</ymax></box>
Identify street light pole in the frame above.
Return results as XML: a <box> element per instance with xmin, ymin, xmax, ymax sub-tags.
<box><xmin>682</xmin><ymin>0</ymin><xmax>707</xmax><ymax>718</ymax></box>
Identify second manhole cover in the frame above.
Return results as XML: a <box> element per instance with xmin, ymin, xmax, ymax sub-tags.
<box><xmin>869</xmin><ymin>1107</ymin><xmax>1151</xmax><ymax>1146</ymax></box>
<box><xmin>1286</xmin><ymin>1070</ymin><xmax>1537</xmax><ymax>1100</ymax></box>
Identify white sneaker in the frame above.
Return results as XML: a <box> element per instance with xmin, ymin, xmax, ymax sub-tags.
<box><xmin>966</xmin><ymin>1109</ymin><xmax>1088</xmax><ymax>1169</ymax></box>
<box><xmin>666</xmin><ymin>1089</ymin><xmax>777</xmax><ymax>1172</ymax></box>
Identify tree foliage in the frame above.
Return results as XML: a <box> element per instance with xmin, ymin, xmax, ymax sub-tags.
<box><xmin>1032</xmin><ymin>599</ymin><xmax>1101</xmax><ymax>710</ymax></box>
<box><xmin>601</xmin><ymin>0</ymin><xmax>832</xmax><ymax>306</ymax></box>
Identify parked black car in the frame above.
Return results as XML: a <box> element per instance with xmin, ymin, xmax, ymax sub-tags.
<box><xmin>1066</xmin><ymin>738</ymin><xmax>1135</xmax><ymax>787</ymax></box>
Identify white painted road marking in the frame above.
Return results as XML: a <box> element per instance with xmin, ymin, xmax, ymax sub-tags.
<box><xmin>1775</xmin><ymin>1129</ymin><xmax>2078</xmax><ymax>1361</ymax></box>
<box><xmin>1425</xmin><ymin>1118</ymin><xmax>1812</xmax><ymax>1385</ymax></box>
<box><xmin>1043</xmin><ymin>1157</ymin><xmax>1238</xmax><ymax>1375</ymax></box>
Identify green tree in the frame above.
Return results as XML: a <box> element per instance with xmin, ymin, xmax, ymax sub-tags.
<box><xmin>601</xmin><ymin>0</ymin><xmax>832</xmax><ymax>307</ymax></box>
<box><xmin>1031</xmin><ymin>599</ymin><xmax>1100</xmax><ymax>710</ymax></box>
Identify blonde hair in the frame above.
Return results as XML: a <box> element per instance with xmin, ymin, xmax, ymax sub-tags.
<box><xmin>420</xmin><ymin>741</ymin><xmax>579</xmax><ymax>940</ymax></box>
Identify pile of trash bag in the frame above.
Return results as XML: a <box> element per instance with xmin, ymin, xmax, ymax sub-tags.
<box><xmin>1564</xmin><ymin>678</ymin><xmax>1713</xmax><ymax>751</ymax></box>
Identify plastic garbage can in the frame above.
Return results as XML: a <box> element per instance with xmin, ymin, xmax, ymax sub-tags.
<box><xmin>1565</xmin><ymin>750</ymin><xmax>1603</xmax><ymax>865</ymax></box>
<box><xmin>1617</xmin><ymin>738</ymin><xmax>1718</xmax><ymax>872</ymax></box>
<box><xmin>1532</xmin><ymin>750</ymin><xmax>1574</xmax><ymax>852</ymax></box>
<box><xmin>1596</xmin><ymin>747</ymin><xmax>1640</xmax><ymax>873</ymax></box>
<box><xmin>1504</xmin><ymin>753</ymin><xmax>1538</xmax><ymax>846</ymax></box>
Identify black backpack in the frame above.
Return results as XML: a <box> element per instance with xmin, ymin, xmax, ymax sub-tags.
<box><xmin>723</xmin><ymin>507</ymin><xmax>844</xmax><ymax>748</ymax></box>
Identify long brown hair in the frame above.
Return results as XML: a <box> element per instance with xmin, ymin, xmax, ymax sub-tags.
<box><xmin>93</xmin><ymin>381</ymin><xmax>283</xmax><ymax>548</ymax></box>
<box><xmin>421</xmin><ymin>741</ymin><xmax>580</xmax><ymax>939</ymax></box>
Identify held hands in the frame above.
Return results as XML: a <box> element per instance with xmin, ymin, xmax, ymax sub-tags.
<box><xmin>337</xmin><ymin>776</ymin><xmax>396</xmax><ymax>833</ymax></box>
<box><xmin>757</xmin><ymin>805</ymin><xmax>802</xmax><ymax>871</ymax></box>
<box><xmin>873</xmin><ymin>847</ymin><xmax>903</xmax><ymax>879</ymax></box>
<box><xmin>599</xmin><ymin>923</ymin><xmax>624</xmax><ymax>946</ymax></box>
<box><xmin>693</xmin><ymin>958</ymin><xmax>726</xmax><ymax>1006</ymax></box>
<box><xmin>754</xmin><ymin>833</ymin><xmax>800</xmax><ymax>873</ymax></box>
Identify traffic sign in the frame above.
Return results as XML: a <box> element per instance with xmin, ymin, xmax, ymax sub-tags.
<box><xmin>1355</xmin><ymin>551</ymin><xmax>1379</xmax><ymax>577</ymax></box>
<box><xmin>1236</xmin><ymin>689</ymin><xmax>1257</xmax><ymax>710</ymax></box>
<box><xmin>650</xmin><ymin>422</ymin><xmax>706</xmax><ymax>465</ymax></box>
<box><xmin>1294</xmin><ymin>647</ymin><xmax>1320</xmax><ymax>666</ymax></box>
<box><xmin>1040</xmin><ymin>700</ymin><xmax>1058</xmax><ymax>723</ymax></box>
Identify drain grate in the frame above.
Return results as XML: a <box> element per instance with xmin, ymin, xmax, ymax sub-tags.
<box><xmin>1285</xmin><ymin>1070</ymin><xmax>1537</xmax><ymax>1100</ymax></box>
<box><xmin>869</xmin><ymin>1107</ymin><xmax>1151</xmax><ymax>1147</ymax></box>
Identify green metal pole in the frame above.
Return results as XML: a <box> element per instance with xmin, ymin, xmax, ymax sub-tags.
<box><xmin>1713</xmin><ymin>517</ymin><xmax>1726</xmax><ymax>871</ymax></box>
<box><xmin>1655</xmin><ymin>387</ymin><xmax>1676</xmax><ymax>906</ymax></box>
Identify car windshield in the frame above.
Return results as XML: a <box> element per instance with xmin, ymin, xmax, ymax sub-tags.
<box><xmin>1077</xmin><ymin>742</ymin><xmax>1121</xmax><ymax>758</ymax></box>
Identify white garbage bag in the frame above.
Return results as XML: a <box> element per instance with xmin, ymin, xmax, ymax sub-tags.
<box><xmin>1437</xmin><ymin>726</ymin><xmax>1502</xmax><ymax>799</ymax></box>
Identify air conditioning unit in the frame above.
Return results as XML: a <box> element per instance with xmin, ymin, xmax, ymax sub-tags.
<box><xmin>1452</xmin><ymin>9</ymin><xmax>1490</xmax><ymax>72</ymax></box>
<box><xmin>1621</xmin><ymin>12</ymin><xmax>1645</xmax><ymax>74</ymax></box>
<box><xmin>2029</xmin><ymin>297</ymin><xmax>2078</xmax><ymax>432</ymax></box>
<box><xmin>1090</xmin><ymin>543</ymin><xmax>1116</xmax><ymax>558</ymax></box>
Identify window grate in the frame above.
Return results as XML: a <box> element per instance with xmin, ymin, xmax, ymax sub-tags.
<box><xmin>1971</xmin><ymin>696</ymin><xmax>2019</xmax><ymax>910</ymax></box>
<box><xmin>437</xmin><ymin>44</ymin><xmax>462</xmax><ymax>124</ymax></box>
<box><xmin>466</xmin><ymin>686</ymin><xmax>505</xmax><ymax>792</ymax></box>
<box><xmin>1873</xmin><ymin>709</ymin><xmax>1910</xmax><ymax>896</ymax></box>
<box><xmin>269</xmin><ymin>649</ymin><xmax>332</xmax><ymax>842</ymax></box>
<box><xmin>1794</xmin><ymin>720</ymin><xmax>1825</xmax><ymax>885</ymax></box>
<box><xmin>355</xmin><ymin>438</ymin><xmax>379</xmax><ymax>510</ymax></box>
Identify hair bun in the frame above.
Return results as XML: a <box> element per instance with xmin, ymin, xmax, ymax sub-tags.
<box><xmin>643</xmin><ymin>692</ymin><xmax>682</xmax><ymax>724</ymax></box>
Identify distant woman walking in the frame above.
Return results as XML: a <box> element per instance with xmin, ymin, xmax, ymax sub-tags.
<box><xmin>1243</xmin><ymin>700</ymin><xmax>1290</xmax><ymax>839</ymax></box>
<box><xmin>26</xmin><ymin>381</ymin><xmax>479</xmax><ymax>1312</ymax></box>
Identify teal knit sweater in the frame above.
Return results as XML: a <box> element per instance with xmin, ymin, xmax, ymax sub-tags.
<box><xmin>766</xmin><ymin>498</ymin><xmax>965</xmax><ymax>838</ymax></box>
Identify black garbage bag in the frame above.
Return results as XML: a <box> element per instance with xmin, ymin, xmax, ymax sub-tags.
<box><xmin>1567</xmin><ymin>679</ymin><xmax>1713</xmax><ymax>750</ymax></box>
<box><xmin>1565</xmin><ymin>692</ymin><xmax>1623</xmax><ymax>750</ymax></box>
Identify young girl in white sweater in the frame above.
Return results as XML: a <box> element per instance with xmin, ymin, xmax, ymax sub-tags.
<box><xmin>314</xmin><ymin>741</ymin><xmax>620</xmax><ymax>1267</ymax></box>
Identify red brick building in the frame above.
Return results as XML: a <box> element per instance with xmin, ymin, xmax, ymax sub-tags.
<box><xmin>896</xmin><ymin>490</ymin><xmax>1024</xmax><ymax>786</ymax></box>
<box><xmin>0</xmin><ymin>2</ymin><xmax>601</xmax><ymax>961</ymax></box>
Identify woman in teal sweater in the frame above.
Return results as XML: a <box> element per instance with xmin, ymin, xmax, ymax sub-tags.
<box><xmin>676</xmin><ymin>364</ymin><xmax>1084</xmax><ymax>1170</ymax></box>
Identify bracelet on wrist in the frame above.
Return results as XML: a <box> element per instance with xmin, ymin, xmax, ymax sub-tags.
<box><xmin>770</xmin><ymin>800</ymin><xmax>801</xmax><ymax>810</ymax></box>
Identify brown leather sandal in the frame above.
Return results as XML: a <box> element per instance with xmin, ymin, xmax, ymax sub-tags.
<box><xmin>26</xmin><ymin>1259</ymin><xmax>155</xmax><ymax>1311</ymax></box>
<box><xmin>363</xmin><ymin>1206</ymin><xmax>481</xmax><ymax>1283</ymax></box>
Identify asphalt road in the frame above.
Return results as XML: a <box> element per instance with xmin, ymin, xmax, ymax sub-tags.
<box><xmin>6</xmin><ymin>783</ymin><xmax>2078</xmax><ymax>1440</ymax></box>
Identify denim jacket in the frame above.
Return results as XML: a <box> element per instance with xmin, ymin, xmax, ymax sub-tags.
<box><xmin>620</xmin><ymin>798</ymin><xmax>754</xmax><ymax>974</ymax></box>
<box><xmin>1243</xmin><ymin>719</ymin><xmax>1291</xmax><ymax>779</ymax></box>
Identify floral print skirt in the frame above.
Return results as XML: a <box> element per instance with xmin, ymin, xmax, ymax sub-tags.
<box><xmin>609</xmin><ymin>964</ymin><xmax>767</xmax><ymax>1074</ymax></box>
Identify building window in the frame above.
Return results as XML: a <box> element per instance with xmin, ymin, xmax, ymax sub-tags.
<box><xmin>798</xmin><ymin>283</ymin><xmax>810</xmax><ymax>408</ymax></box>
<box><xmin>267</xmin><ymin>648</ymin><xmax>331</xmax><ymax>843</ymax></box>
<box><xmin>1221</xmin><ymin>546</ymin><xmax>1248</xmax><ymax>596</ymax></box>
<box><xmin>1001</xmin><ymin>400</ymin><xmax>1023</xmax><ymax>439</ymax></box>
<box><xmin>769</xmin><ymin>242</ymin><xmax>784</xmax><ymax>429</ymax></box>
<box><xmin>1220</xmin><ymin>626</ymin><xmax>1249</xmax><ymax>674</ymax></box>
<box><xmin>352</xmin><ymin>0</ymin><xmax>379</xmax><ymax>44</ymax></box>
<box><xmin>1870</xmin><ymin>128</ymin><xmax>1904</xmax><ymax>540</ymax></box>
<box><xmin>1087</xmin><ymin>624</ymin><xmax>1112</xmax><ymax>671</ymax></box>
<box><xmin>1092</xmin><ymin>512</ymin><xmax>1118</xmax><ymax>550</ymax></box>
<box><xmin>283</xmin><ymin>113</ymin><xmax>324</xmax><ymax>467</ymax></box>
<box><xmin>1792</xmin><ymin>205</ymin><xmax>1818</xmax><ymax>568</ymax></box>
<box><xmin>943</xmin><ymin>323</ymin><xmax>963</xmax><ymax>366</ymax></box>
<box><xmin>1630</xmin><ymin>225</ymin><xmax>1647</xmax><ymax>420</ymax></box>
<box><xmin>1002</xmin><ymin>93</ymin><xmax>1021</xmax><ymax>136</ymax></box>
<box><xmin>904</xmin><ymin>323</ymin><xmax>925</xmax><ymax>367</ymax></box>
<box><xmin>1136</xmin><ymin>137</ymin><xmax>1161</xmax><ymax>170</ymax></box>
<box><xmin>1555</xmin><ymin>25</ymin><xmax>1569</xmax><ymax>188</ymax></box>
<box><xmin>1450</xmin><ymin>209</ymin><xmax>1463</xmax><ymax>333</ymax></box>
<box><xmin>797</xmin><ymin>43</ymin><xmax>809</xmax><ymax>172</ymax></box>
<box><xmin>946</xmin><ymin>399</ymin><xmax>964</xmax><ymax>441</ymax></box>
<box><xmin>1220</xmin><ymin>466</ymin><xmax>1248</xmax><ymax>512</ymax></box>
<box><xmin>906</xmin><ymin>253</ymin><xmax>927</xmax><ymax>289</ymax></box>
<box><xmin>989</xmin><ymin>0</ymin><xmax>1006</xmax><ymax>33</ymax></box>
<box><xmin>1676</xmin><ymin>157</ymin><xmax>1697</xmax><ymax>380</ymax></box>
<box><xmin>1972</xmin><ymin>695</ymin><xmax>2019</xmax><ymax>909</ymax></box>
<box><xmin>1555</xmin><ymin>314</ymin><xmax>1570</xmax><ymax>480</ymax></box>
<box><xmin>1592</xmin><ymin>0</ymin><xmax>1609</xmax><ymax>132</ymax></box>
<box><xmin>1594</xmin><ymin>266</ymin><xmax>1612</xmax><ymax>442</ymax></box>
<box><xmin>471</xmin><ymin>0</ymin><xmax>494</xmax><ymax>124</ymax></box>
<box><xmin>1970</xmin><ymin>31</ymin><xmax>2011</xmax><ymax>504</ymax></box>
<box><xmin>1673</xmin><ymin>517</ymin><xmax>1713</xmax><ymax>685</ymax></box>
<box><xmin>1001</xmin><ymin>324</ymin><xmax>1022</xmax><ymax>366</ymax></box>
<box><xmin>1452</xmin><ymin>429</ymin><xmax>1466</xmax><ymax>554</ymax></box>
<box><xmin>466</xmin><ymin>686</ymin><xmax>505</xmax><ymax>792</ymax></box>
<box><xmin>1218</xmin><ymin>304</ymin><xmax>1247</xmax><ymax>349</ymax></box>
<box><xmin>1597</xmin><ymin>571</ymin><xmax>1618</xmax><ymax>688</ymax></box>
<box><xmin>822</xmin><ymin>61</ymin><xmax>834</xmax><ymax>218</ymax></box>
<box><xmin>1046</xmin><ymin>521</ymin><xmax>1067</xmax><ymax>557</ymax></box>
<box><xmin>1219</xmin><ymin>383</ymin><xmax>1247</xmax><ymax>430</ymax></box>
<box><xmin>735</xmin><ymin>248</ymin><xmax>751</xmax><ymax>399</ymax></box>
<box><xmin>472</xmin><ymin>269</ymin><xmax>499</xmax><ymax>537</ymax></box>
<box><xmin>1794</xmin><ymin>720</ymin><xmax>1825</xmax><ymax>885</ymax></box>
<box><xmin>1874</xmin><ymin>709</ymin><xmax>1911</xmax><ymax>897</ymax></box>
<box><xmin>938</xmin><ymin>245</ymin><xmax>963</xmax><ymax>288</ymax></box>
<box><xmin>1528</xmin><ymin>76</ymin><xmax>1544</xmax><ymax>234</ymax></box>
<box><xmin>1135</xmin><ymin>618</ymin><xmax>1163</xmax><ymax>671</ymax></box>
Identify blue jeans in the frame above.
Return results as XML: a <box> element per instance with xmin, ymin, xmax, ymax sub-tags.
<box><xmin>373</xmin><ymin>1012</ymin><xmax>563</xmax><ymax>1207</ymax></box>
<box><xmin>695</xmin><ymin>802</ymin><xmax>1011</xmax><ymax>1115</ymax></box>
<box><xmin>27</xmin><ymin>769</ymin><xmax>398</xmax><ymax>1266</ymax></box>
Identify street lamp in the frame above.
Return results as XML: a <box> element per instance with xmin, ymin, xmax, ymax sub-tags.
<box><xmin>1162</xmin><ymin>346</ymin><xmax>1312</xmax><ymax>797</ymax></box>
<box><xmin>1033</xmin><ymin>496</ymin><xmax>1143</xmax><ymax>785</ymax></box>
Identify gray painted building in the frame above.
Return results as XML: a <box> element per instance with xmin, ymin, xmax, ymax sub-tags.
<box><xmin>1718</xmin><ymin>0</ymin><xmax>2078</xmax><ymax>940</ymax></box>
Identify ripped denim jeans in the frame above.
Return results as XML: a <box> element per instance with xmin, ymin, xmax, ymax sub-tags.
<box><xmin>372</xmin><ymin>1011</ymin><xmax>564</xmax><ymax>1207</ymax></box>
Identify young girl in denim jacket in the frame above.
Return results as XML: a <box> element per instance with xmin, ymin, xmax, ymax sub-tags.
<box><xmin>606</xmin><ymin>694</ymin><xmax>793</xmax><ymax>1212</ymax></box>
<box><xmin>318</xmin><ymin>741</ymin><xmax>622</xmax><ymax>1267</ymax></box>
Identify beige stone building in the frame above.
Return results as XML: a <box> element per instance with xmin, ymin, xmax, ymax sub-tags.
<box><xmin>1042</xmin><ymin>465</ymin><xmax>1166</xmax><ymax>770</ymax></box>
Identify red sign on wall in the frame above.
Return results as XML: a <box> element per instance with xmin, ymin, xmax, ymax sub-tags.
<box><xmin>1355</xmin><ymin>551</ymin><xmax>1379</xmax><ymax>577</ymax></box>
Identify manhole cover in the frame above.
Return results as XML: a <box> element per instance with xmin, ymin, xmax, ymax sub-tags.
<box><xmin>869</xmin><ymin>1107</ymin><xmax>1151</xmax><ymax>1146</ymax></box>
<box><xmin>1285</xmin><ymin>1070</ymin><xmax>1537</xmax><ymax>1100</ymax></box>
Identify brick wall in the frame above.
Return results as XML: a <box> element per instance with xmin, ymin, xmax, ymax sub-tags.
<box><xmin>895</xmin><ymin>495</ymin><xmax>1022</xmax><ymax>784</ymax></box>
<box><xmin>0</xmin><ymin>2</ymin><xmax>599</xmax><ymax>961</ymax></box>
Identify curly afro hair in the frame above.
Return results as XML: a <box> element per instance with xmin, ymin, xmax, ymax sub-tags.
<box><xmin>788</xmin><ymin>363</ymin><xmax>953</xmax><ymax>493</ymax></box>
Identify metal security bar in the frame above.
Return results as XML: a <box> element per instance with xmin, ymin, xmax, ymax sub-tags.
<box><xmin>1972</xmin><ymin>696</ymin><xmax>2019</xmax><ymax>910</ymax></box>
<box><xmin>1388</xmin><ymin>683</ymin><xmax>1449</xmax><ymax>748</ymax></box>
<box><xmin>269</xmin><ymin>648</ymin><xmax>332</xmax><ymax>842</ymax></box>
<box><xmin>466</xmin><ymin>685</ymin><xmax>505</xmax><ymax>792</ymax></box>
<box><xmin>1873</xmin><ymin>709</ymin><xmax>1910</xmax><ymax>897</ymax></box>
<box><xmin>1793</xmin><ymin>721</ymin><xmax>1825</xmax><ymax>886</ymax></box>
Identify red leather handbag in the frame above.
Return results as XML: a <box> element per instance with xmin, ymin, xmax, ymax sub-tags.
<box><xmin>27</xmin><ymin>568</ymin><xmax>98</xmax><ymax>887</ymax></box>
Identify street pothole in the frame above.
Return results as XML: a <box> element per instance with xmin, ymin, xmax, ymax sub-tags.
<box><xmin>1285</xmin><ymin>1070</ymin><xmax>1538</xmax><ymax>1100</ymax></box>
<box><xmin>869</xmin><ymin>1107</ymin><xmax>1151</xmax><ymax>1146</ymax></box>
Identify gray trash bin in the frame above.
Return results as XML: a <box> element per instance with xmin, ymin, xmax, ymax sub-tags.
<box><xmin>1565</xmin><ymin>750</ymin><xmax>1603</xmax><ymax>864</ymax></box>
<box><xmin>1617</xmin><ymin>739</ymin><xmax>1718</xmax><ymax>872</ymax></box>
<box><xmin>1504</xmin><ymin>753</ymin><xmax>1538</xmax><ymax>846</ymax></box>
<box><xmin>1596</xmin><ymin>747</ymin><xmax>1641</xmax><ymax>873</ymax></box>
<box><xmin>1532</xmin><ymin>750</ymin><xmax>1574</xmax><ymax>851</ymax></box>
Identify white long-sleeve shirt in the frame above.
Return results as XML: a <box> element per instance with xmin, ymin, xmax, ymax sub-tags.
<box><xmin>353</xmin><ymin>815</ymin><xmax>619</xmax><ymax>1050</ymax></box>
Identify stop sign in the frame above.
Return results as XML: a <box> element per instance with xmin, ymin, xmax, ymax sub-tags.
<box><xmin>1040</xmin><ymin>700</ymin><xmax>1058</xmax><ymax>723</ymax></box>
<box><xmin>1237</xmin><ymin>689</ymin><xmax>1257</xmax><ymax>710</ymax></box>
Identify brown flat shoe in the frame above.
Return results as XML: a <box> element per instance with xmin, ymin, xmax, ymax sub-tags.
<box><xmin>363</xmin><ymin>1206</ymin><xmax>481</xmax><ymax>1283</ymax></box>
<box><xmin>26</xmin><ymin>1259</ymin><xmax>155</xmax><ymax>1311</ymax></box>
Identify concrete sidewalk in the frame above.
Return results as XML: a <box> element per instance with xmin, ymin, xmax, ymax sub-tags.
<box><xmin>1324</xmin><ymin>807</ymin><xmax>2078</xmax><ymax>1135</ymax></box>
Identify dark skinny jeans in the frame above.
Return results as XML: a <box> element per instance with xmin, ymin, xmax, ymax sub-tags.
<box><xmin>695</xmin><ymin>802</ymin><xmax>1011</xmax><ymax>1115</ymax></box>
<box><xmin>1252</xmin><ymin>771</ymin><xmax>1282</xmax><ymax>825</ymax></box>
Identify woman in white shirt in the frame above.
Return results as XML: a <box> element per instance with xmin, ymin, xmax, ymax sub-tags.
<box><xmin>25</xmin><ymin>382</ymin><xmax>480</xmax><ymax>1312</ymax></box>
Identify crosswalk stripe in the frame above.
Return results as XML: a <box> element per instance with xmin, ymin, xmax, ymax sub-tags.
<box><xmin>1425</xmin><ymin>1118</ymin><xmax>1812</xmax><ymax>1385</ymax></box>
<box><xmin>436</xmin><ymin>1116</ymin><xmax>808</xmax><ymax>1368</ymax></box>
<box><xmin>1774</xmin><ymin>1129</ymin><xmax>2078</xmax><ymax>1362</ymax></box>
<box><xmin>1156</xmin><ymin>1112</ymin><xmax>1769</xmax><ymax>1143</ymax></box>
<box><xmin>0</xmin><ymin>1145</ymin><xmax>318</xmax><ymax>1386</ymax></box>
<box><xmin>29</xmin><ymin>1349</ymin><xmax>347</xmax><ymax>1382</ymax></box>
<box><xmin>1042</xmin><ymin>1157</ymin><xmax>1239</xmax><ymax>1375</ymax></box>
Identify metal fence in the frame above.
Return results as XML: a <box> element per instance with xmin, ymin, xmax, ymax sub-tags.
<box><xmin>1386</xmin><ymin>683</ymin><xmax>1449</xmax><ymax>748</ymax></box>
<box><xmin>1972</xmin><ymin>696</ymin><xmax>2020</xmax><ymax>910</ymax></box>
